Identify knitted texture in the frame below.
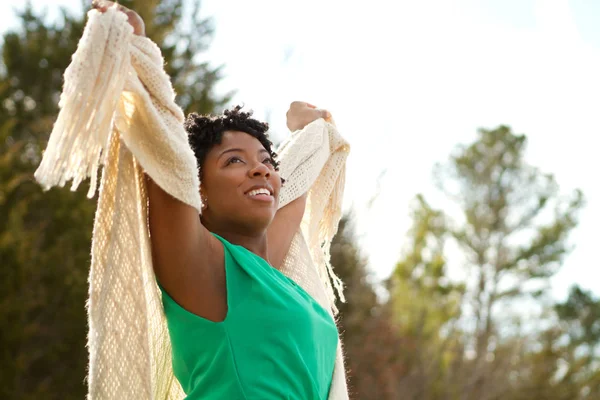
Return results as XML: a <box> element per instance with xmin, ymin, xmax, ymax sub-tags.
<box><xmin>35</xmin><ymin>7</ymin><xmax>349</xmax><ymax>400</ymax></box>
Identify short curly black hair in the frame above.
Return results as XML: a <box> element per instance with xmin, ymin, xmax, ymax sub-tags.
<box><xmin>184</xmin><ymin>105</ymin><xmax>280</xmax><ymax>176</ymax></box>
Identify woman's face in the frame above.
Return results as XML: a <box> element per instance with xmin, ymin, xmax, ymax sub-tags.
<box><xmin>200</xmin><ymin>130</ymin><xmax>281</xmax><ymax>234</ymax></box>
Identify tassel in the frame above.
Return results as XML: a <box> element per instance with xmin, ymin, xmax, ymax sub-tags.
<box><xmin>34</xmin><ymin>8</ymin><xmax>133</xmax><ymax>197</ymax></box>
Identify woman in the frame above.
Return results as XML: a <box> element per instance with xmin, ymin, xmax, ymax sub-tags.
<box><xmin>90</xmin><ymin>2</ymin><xmax>349</xmax><ymax>399</ymax></box>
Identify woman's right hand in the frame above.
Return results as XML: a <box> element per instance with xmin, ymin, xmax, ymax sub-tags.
<box><xmin>91</xmin><ymin>1</ymin><xmax>146</xmax><ymax>36</ymax></box>
<box><xmin>286</xmin><ymin>101</ymin><xmax>332</xmax><ymax>132</ymax></box>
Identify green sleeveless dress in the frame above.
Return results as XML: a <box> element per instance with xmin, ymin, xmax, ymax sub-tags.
<box><xmin>159</xmin><ymin>234</ymin><xmax>338</xmax><ymax>399</ymax></box>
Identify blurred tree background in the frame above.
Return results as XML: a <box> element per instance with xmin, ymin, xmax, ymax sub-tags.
<box><xmin>333</xmin><ymin>126</ymin><xmax>591</xmax><ymax>399</ymax></box>
<box><xmin>0</xmin><ymin>1</ymin><xmax>596</xmax><ymax>400</ymax></box>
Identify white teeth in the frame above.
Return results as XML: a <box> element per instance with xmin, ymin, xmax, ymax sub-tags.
<box><xmin>248</xmin><ymin>188</ymin><xmax>271</xmax><ymax>196</ymax></box>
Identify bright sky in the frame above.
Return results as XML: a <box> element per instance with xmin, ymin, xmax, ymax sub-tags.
<box><xmin>2</xmin><ymin>0</ymin><xmax>599</xmax><ymax>299</ymax></box>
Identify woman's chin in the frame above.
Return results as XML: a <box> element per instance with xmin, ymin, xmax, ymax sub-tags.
<box><xmin>243</xmin><ymin>209</ymin><xmax>277</xmax><ymax>229</ymax></box>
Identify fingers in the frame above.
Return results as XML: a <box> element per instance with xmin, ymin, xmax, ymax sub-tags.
<box><xmin>91</xmin><ymin>0</ymin><xmax>108</xmax><ymax>12</ymax></box>
<box><xmin>91</xmin><ymin>0</ymin><xmax>145</xmax><ymax>35</ymax></box>
<box><xmin>91</xmin><ymin>1</ymin><xmax>128</xmax><ymax>13</ymax></box>
<box><xmin>317</xmin><ymin>109</ymin><xmax>331</xmax><ymax>120</ymax></box>
<box><xmin>288</xmin><ymin>101</ymin><xmax>331</xmax><ymax>123</ymax></box>
<box><xmin>289</xmin><ymin>101</ymin><xmax>307</xmax><ymax>110</ymax></box>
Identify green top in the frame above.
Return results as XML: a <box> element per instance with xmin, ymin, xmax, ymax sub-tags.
<box><xmin>159</xmin><ymin>234</ymin><xmax>338</xmax><ymax>399</ymax></box>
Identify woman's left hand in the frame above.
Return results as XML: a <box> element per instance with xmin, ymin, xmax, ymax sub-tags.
<box><xmin>286</xmin><ymin>101</ymin><xmax>331</xmax><ymax>132</ymax></box>
<box><xmin>91</xmin><ymin>0</ymin><xmax>146</xmax><ymax>36</ymax></box>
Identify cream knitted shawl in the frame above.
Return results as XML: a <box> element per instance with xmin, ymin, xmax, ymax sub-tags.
<box><xmin>35</xmin><ymin>8</ymin><xmax>350</xmax><ymax>400</ymax></box>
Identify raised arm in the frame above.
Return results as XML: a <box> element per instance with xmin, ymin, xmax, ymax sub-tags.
<box><xmin>93</xmin><ymin>1</ymin><xmax>225</xmax><ymax>321</ymax></box>
<box><xmin>147</xmin><ymin>179</ymin><xmax>226</xmax><ymax>320</ymax></box>
<box><xmin>267</xmin><ymin>102</ymin><xmax>332</xmax><ymax>268</ymax></box>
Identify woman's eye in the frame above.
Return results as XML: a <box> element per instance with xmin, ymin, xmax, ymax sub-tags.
<box><xmin>226</xmin><ymin>156</ymin><xmax>243</xmax><ymax>165</ymax></box>
<box><xmin>263</xmin><ymin>158</ymin><xmax>274</xmax><ymax>165</ymax></box>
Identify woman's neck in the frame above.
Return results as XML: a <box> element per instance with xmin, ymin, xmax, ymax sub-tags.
<box><xmin>202</xmin><ymin>219</ymin><xmax>271</xmax><ymax>263</ymax></box>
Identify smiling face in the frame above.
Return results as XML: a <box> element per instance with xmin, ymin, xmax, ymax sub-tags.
<box><xmin>199</xmin><ymin>130</ymin><xmax>282</xmax><ymax>235</ymax></box>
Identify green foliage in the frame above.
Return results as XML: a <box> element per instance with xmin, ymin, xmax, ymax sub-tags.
<box><xmin>0</xmin><ymin>2</ymin><xmax>229</xmax><ymax>398</ymax></box>
<box><xmin>553</xmin><ymin>286</ymin><xmax>600</xmax><ymax>399</ymax></box>
<box><xmin>506</xmin><ymin>286</ymin><xmax>600</xmax><ymax>400</ymax></box>
<box><xmin>556</xmin><ymin>285</ymin><xmax>600</xmax><ymax>349</ymax></box>
<box><xmin>387</xmin><ymin>195</ymin><xmax>465</xmax><ymax>399</ymax></box>
<box><xmin>390</xmin><ymin>194</ymin><xmax>464</xmax><ymax>338</ymax></box>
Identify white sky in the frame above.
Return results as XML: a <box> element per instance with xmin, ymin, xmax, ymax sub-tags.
<box><xmin>2</xmin><ymin>0</ymin><xmax>599</xmax><ymax>299</ymax></box>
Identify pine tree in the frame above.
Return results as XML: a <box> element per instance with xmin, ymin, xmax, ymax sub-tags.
<box><xmin>437</xmin><ymin>126</ymin><xmax>583</xmax><ymax>400</ymax></box>
<box><xmin>388</xmin><ymin>125</ymin><xmax>584</xmax><ymax>399</ymax></box>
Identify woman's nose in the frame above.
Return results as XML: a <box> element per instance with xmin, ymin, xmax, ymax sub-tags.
<box><xmin>249</xmin><ymin>162</ymin><xmax>270</xmax><ymax>178</ymax></box>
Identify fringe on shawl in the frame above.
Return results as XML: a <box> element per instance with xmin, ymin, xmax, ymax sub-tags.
<box><xmin>34</xmin><ymin>8</ymin><xmax>132</xmax><ymax>197</ymax></box>
<box><xmin>290</xmin><ymin>120</ymin><xmax>349</xmax><ymax>314</ymax></box>
<box><xmin>317</xmin><ymin>118</ymin><xmax>343</xmax><ymax>300</ymax></box>
<box><xmin>316</xmin><ymin>170</ymin><xmax>347</xmax><ymax>313</ymax></box>
<box><xmin>322</xmin><ymin>166</ymin><xmax>347</xmax><ymax>306</ymax></box>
